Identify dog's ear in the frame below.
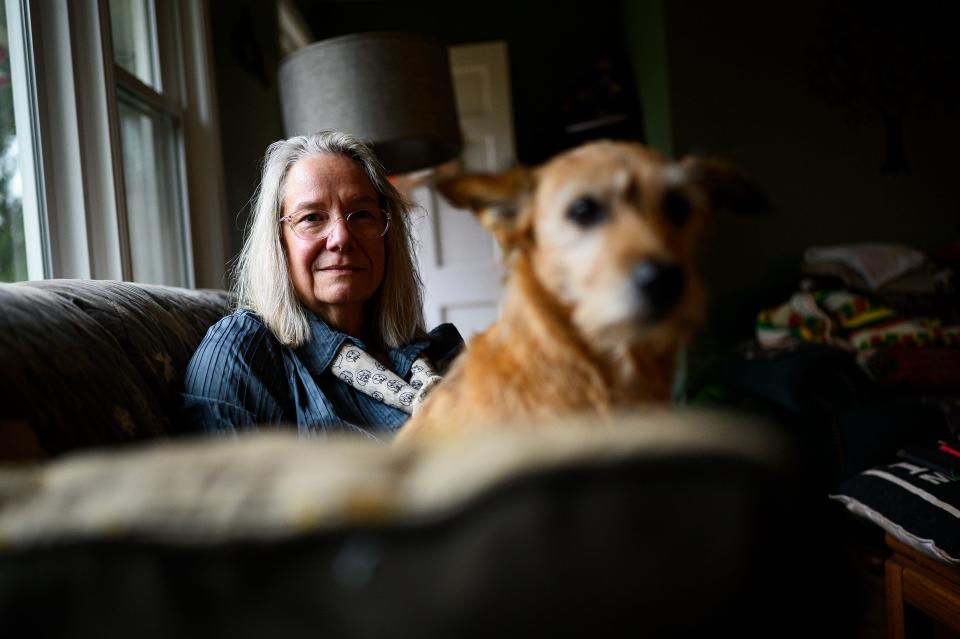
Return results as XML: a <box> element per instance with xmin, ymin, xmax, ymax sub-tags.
<box><xmin>435</xmin><ymin>167</ymin><xmax>535</xmax><ymax>249</ymax></box>
<box><xmin>680</xmin><ymin>157</ymin><xmax>772</xmax><ymax>216</ymax></box>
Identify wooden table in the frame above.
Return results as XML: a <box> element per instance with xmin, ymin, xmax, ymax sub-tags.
<box><xmin>886</xmin><ymin>534</ymin><xmax>960</xmax><ymax>638</ymax></box>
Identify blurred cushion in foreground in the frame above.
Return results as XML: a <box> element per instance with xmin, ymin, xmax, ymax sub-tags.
<box><xmin>0</xmin><ymin>409</ymin><xmax>850</xmax><ymax>638</ymax></box>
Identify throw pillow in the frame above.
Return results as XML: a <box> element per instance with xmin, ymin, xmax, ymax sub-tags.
<box><xmin>830</xmin><ymin>453</ymin><xmax>960</xmax><ymax>564</ymax></box>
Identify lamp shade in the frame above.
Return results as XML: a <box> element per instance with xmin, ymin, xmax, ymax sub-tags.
<box><xmin>278</xmin><ymin>32</ymin><xmax>463</xmax><ymax>174</ymax></box>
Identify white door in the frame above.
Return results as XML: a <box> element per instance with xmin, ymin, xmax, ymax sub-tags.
<box><xmin>410</xmin><ymin>41</ymin><xmax>517</xmax><ymax>339</ymax></box>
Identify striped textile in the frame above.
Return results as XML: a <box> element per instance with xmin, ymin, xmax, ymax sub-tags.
<box><xmin>830</xmin><ymin>457</ymin><xmax>960</xmax><ymax>564</ymax></box>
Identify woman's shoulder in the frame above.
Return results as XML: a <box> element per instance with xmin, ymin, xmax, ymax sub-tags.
<box><xmin>184</xmin><ymin>308</ymin><xmax>291</xmax><ymax>424</ymax></box>
<box><xmin>197</xmin><ymin>308</ymin><xmax>285</xmax><ymax>357</ymax></box>
<box><xmin>212</xmin><ymin>307</ymin><xmax>271</xmax><ymax>334</ymax></box>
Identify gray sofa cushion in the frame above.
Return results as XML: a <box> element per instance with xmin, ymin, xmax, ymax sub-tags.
<box><xmin>0</xmin><ymin>280</ymin><xmax>232</xmax><ymax>456</ymax></box>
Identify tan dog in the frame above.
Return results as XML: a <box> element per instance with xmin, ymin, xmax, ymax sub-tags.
<box><xmin>397</xmin><ymin>140</ymin><xmax>765</xmax><ymax>442</ymax></box>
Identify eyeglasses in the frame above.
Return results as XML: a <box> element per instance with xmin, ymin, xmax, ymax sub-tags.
<box><xmin>280</xmin><ymin>208</ymin><xmax>390</xmax><ymax>241</ymax></box>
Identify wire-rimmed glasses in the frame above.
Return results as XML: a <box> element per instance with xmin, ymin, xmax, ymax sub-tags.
<box><xmin>280</xmin><ymin>208</ymin><xmax>391</xmax><ymax>241</ymax></box>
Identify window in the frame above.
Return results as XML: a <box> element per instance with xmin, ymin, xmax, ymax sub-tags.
<box><xmin>109</xmin><ymin>0</ymin><xmax>158</xmax><ymax>87</ymax></box>
<box><xmin>11</xmin><ymin>0</ymin><xmax>227</xmax><ymax>288</ymax></box>
<box><xmin>0</xmin><ymin>2</ymin><xmax>28</xmax><ymax>282</ymax></box>
<box><xmin>117</xmin><ymin>94</ymin><xmax>189</xmax><ymax>285</ymax></box>
<box><xmin>109</xmin><ymin>0</ymin><xmax>189</xmax><ymax>286</ymax></box>
<box><xmin>0</xmin><ymin>0</ymin><xmax>44</xmax><ymax>283</ymax></box>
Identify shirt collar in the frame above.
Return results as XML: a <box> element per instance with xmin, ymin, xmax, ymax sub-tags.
<box><xmin>297</xmin><ymin>311</ymin><xmax>430</xmax><ymax>379</ymax></box>
<box><xmin>296</xmin><ymin>312</ymin><xmax>355</xmax><ymax>378</ymax></box>
<box><xmin>389</xmin><ymin>336</ymin><xmax>431</xmax><ymax>378</ymax></box>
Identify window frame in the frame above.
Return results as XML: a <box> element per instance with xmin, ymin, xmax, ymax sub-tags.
<box><xmin>26</xmin><ymin>0</ymin><xmax>227</xmax><ymax>288</ymax></box>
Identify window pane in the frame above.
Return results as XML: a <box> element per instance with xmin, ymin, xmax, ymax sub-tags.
<box><xmin>0</xmin><ymin>2</ymin><xmax>29</xmax><ymax>282</ymax></box>
<box><xmin>118</xmin><ymin>96</ymin><xmax>188</xmax><ymax>286</ymax></box>
<box><xmin>109</xmin><ymin>0</ymin><xmax>158</xmax><ymax>89</ymax></box>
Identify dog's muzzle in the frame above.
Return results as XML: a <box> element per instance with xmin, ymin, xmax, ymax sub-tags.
<box><xmin>632</xmin><ymin>260</ymin><xmax>685</xmax><ymax>320</ymax></box>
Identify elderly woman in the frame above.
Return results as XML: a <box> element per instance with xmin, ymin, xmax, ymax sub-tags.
<box><xmin>183</xmin><ymin>131</ymin><xmax>463</xmax><ymax>438</ymax></box>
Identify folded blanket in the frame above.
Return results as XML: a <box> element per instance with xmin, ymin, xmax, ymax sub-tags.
<box><xmin>757</xmin><ymin>289</ymin><xmax>960</xmax><ymax>351</ymax></box>
<box><xmin>803</xmin><ymin>243</ymin><xmax>925</xmax><ymax>290</ymax></box>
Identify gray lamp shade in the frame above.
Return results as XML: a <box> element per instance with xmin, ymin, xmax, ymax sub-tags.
<box><xmin>278</xmin><ymin>32</ymin><xmax>463</xmax><ymax>174</ymax></box>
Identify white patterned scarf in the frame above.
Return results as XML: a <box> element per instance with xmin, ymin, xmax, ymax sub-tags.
<box><xmin>329</xmin><ymin>343</ymin><xmax>443</xmax><ymax>414</ymax></box>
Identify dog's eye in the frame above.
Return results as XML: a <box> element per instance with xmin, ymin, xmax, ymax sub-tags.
<box><xmin>567</xmin><ymin>196</ymin><xmax>606</xmax><ymax>227</ymax></box>
<box><xmin>662</xmin><ymin>191</ymin><xmax>692</xmax><ymax>227</ymax></box>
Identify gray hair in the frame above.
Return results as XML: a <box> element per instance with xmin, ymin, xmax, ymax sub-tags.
<box><xmin>234</xmin><ymin>130</ymin><xmax>426</xmax><ymax>349</ymax></box>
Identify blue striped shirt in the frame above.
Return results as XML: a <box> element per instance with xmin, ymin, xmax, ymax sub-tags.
<box><xmin>181</xmin><ymin>309</ymin><xmax>463</xmax><ymax>440</ymax></box>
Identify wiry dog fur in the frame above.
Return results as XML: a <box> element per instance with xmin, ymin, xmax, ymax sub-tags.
<box><xmin>397</xmin><ymin>140</ymin><xmax>765</xmax><ymax>443</ymax></box>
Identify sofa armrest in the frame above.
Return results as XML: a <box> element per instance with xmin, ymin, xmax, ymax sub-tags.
<box><xmin>0</xmin><ymin>279</ymin><xmax>232</xmax><ymax>457</ymax></box>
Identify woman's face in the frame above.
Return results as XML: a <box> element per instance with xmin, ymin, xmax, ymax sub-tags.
<box><xmin>281</xmin><ymin>154</ymin><xmax>386</xmax><ymax>331</ymax></box>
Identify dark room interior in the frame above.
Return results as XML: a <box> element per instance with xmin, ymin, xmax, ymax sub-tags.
<box><xmin>218</xmin><ymin>1</ymin><xmax>960</xmax><ymax>634</ymax></box>
<box><xmin>212</xmin><ymin>0</ymin><xmax>960</xmax><ymax>342</ymax></box>
<box><xmin>0</xmin><ymin>1</ymin><xmax>958</xmax><ymax>636</ymax></box>
<box><xmin>220</xmin><ymin>1</ymin><xmax>960</xmax><ymax>634</ymax></box>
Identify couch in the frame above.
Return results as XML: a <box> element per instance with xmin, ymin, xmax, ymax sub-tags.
<box><xmin>0</xmin><ymin>279</ymin><xmax>854</xmax><ymax>638</ymax></box>
<box><xmin>0</xmin><ymin>279</ymin><xmax>232</xmax><ymax>459</ymax></box>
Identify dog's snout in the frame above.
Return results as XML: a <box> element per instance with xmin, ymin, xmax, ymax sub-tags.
<box><xmin>633</xmin><ymin>260</ymin><xmax>684</xmax><ymax>318</ymax></box>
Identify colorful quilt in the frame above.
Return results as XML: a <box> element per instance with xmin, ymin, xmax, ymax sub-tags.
<box><xmin>757</xmin><ymin>290</ymin><xmax>960</xmax><ymax>351</ymax></box>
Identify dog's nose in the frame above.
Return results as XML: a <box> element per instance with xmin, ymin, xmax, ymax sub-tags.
<box><xmin>633</xmin><ymin>260</ymin><xmax>684</xmax><ymax>318</ymax></box>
